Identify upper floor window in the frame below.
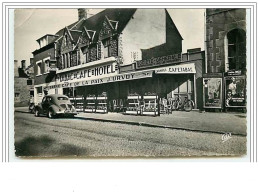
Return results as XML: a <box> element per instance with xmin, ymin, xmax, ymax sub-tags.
<box><xmin>64</xmin><ymin>34</ymin><xmax>68</xmax><ymax>46</ymax></box>
<box><xmin>225</xmin><ymin>28</ymin><xmax>246</xmax><ymax>72</ymax></box>
<box><xmin>27</xmin><ymin>79</ymin><xmax>32</xmax><ymax>85</ymax></box>
<box><xmin>36</xmin><ymin>62</ymin><xmax>42</xmax><ymax>75</ymax></box>
<box><xmin>44</xmin><ymin>59</ymin><xmax>49</xmax><ymax>73</ymax></box>
<box><xmin>103</xmin><ymin>38</ymin><xmax>111</xmax><ymax>58</ymax></box>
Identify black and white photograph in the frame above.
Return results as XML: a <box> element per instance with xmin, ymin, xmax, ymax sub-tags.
<box><xmin>13</xmin><ymin>8</ymin><xmax>248</xmax><ymax>158</ymax></box>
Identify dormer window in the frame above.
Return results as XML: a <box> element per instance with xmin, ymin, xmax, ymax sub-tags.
<box><xmin>64</xmin><ymin>34</ymin><xmax>68</xmax><ymax>46</ymax></box>
<box><xmin>103</xmin><ymin>38</ymin><xmax>111</xmax><ymax>58</ymax></box>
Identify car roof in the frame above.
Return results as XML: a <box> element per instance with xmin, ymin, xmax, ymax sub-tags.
<box><xmin>46</xmin><ymin>94</ymin><xmax>69</xmax><ymax>98</ymax></box>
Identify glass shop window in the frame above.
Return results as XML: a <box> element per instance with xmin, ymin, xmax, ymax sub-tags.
<box><xmin>227</xmin><ymin>28</ymin><xmax>246</xmax><ymax>72</ymax></box>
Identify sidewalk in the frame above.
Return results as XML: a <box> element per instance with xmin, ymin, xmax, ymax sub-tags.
<box><xmin>15</xmin><ymin>107</ymin><xmax>247</xmax><ymax>136</ymax></box>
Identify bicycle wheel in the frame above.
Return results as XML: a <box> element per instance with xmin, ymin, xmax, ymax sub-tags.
<box><xmin>184</xmin><ymin>100</ymin><xmax>193</xmax><ymax>112</ymax></box>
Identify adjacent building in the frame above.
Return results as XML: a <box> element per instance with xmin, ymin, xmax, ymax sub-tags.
<box><xmin>204</xmin><ymin>8</ymin><xmax>246</xmax><ymax>110</ymax></box>
<box><xmin>32</xmin><ymin>8</ymin><xmax>205</xmax><ymax>114</ymax></box>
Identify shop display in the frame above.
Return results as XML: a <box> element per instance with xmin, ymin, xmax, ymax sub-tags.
<box><xmin>96</xmin><ymin>96</ymin><xmax>108</xmax><ymax>113</ymax></box>
<box><xmin>225</xmin><ymin>75</ymin><xmax>246</xmax><ymax>108</ymax></box>
<box><xmin>85</xmin><ymin>96</ymin><xmax>96</xmax><ymax>113</ymax></box>
<box><xmin>142</xmin><ymin>95</ymin><xmax>159</xmax><ymax>116</ymax></box>
<box><xmin>125</xmin><ymin>95</ymin><xmax>141</xmax><ymax>115</ymax></box>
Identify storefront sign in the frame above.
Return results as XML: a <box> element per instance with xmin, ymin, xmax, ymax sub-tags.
<box><xmin>136</xmin><ymin>53</ymin><xmax>181</xmax><ymax>69</ymax></box>
<box><xmin>203</xmin><ymin>77</ymin><xmax>223</xmax><ymax>108</ymax></box>
<box><xmin>46</xmin><ymin>70</ymin><xmax>153</xmax><ymax>89</ymax></box>
<box><xmin>225</xmin><ymin>70</ymin><xmax>242</xmax><ymax>76</ymax></box>
<box><xmin>56</xmin><ymin>63</ymin><xmax>118</xmax><ymax>82</ymax></box>
<box><xmin>225</xmin><ymin>76</ymin><xmax>246</xmax><ymax>107</ymax></box>
<box><xmin>154</xmin><ymin>63</ymin><xmax>196</xmax><ymax>74</ymax></box>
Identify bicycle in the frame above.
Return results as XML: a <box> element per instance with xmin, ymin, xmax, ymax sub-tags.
<box><xmin>173</xmin><ymin>96</ymin><xmax>195</xmax><ymax>112</ymax></box>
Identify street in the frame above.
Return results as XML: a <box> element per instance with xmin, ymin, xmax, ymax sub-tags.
<box><xmin>14</xmin><ymin>111</ymin><xmax>246</xmax><ymax>158</ymax></box>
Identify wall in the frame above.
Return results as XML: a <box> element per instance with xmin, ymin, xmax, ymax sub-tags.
<box><xmin>119</xmin><ymin>9</ymin><xmax>166</xmax><ymax>65</ymax></box>
<box><xmin>206</xmin><ymin>9</ymin><xmax>246</xmax><ymax>73</ymax></box>
<box><xmin>14</xmin><ymin>77</ymin><xmax>31</xmax><ymax>107</ymax></box>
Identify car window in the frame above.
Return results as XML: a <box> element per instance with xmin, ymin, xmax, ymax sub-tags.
<box><xmin>42</xmin><ymin>97</ymin><xmax>46</xmax><ymax>103</ymax></box>
<box><xmin>57</xmin><ymin>97</ymin><xmax>69</xmax><ymax>100</ymax></box>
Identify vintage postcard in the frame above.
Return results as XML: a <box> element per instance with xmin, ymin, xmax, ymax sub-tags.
<box><xmin>14</xmin><ymin>8</ymin><xmax>247</xmax><ymax>158</ymax></box>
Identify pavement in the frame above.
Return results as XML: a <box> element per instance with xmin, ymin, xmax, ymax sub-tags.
<box><xmin>15</xmin><ymin>107</ymin><xmax>247</xmax><ymax>136</ymax></box>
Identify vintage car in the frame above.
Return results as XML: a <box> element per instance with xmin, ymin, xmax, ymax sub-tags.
<box><xmin>34</xmin><ymin>94</ymin><xmax>77</xmax><ymax>118</ymax></box>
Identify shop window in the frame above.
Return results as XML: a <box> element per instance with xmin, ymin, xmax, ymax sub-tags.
<box><xmin>225</xmin><ymin>28</ymin><xmax>246</xmax><ymax>72</ymax></box>
<box><xmin>27</xmin><ymin>79</ymin><xmax>32</xmax><ymax>85</ymax></box>
<box><xmin>103</xmin><ymin>39</ymin><xmax>111</xmax><ymax>58</ymax></box>
<box><xmin>179</xmin><ymin>82</ymin><xmax>188</xmax><ymax>93</ymax></box>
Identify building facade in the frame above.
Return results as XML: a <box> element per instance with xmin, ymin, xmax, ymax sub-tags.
<box><xmin>33</xmin><ymin>8</ymin><xmax>205</xmax><ymax>114</ymax></box>
<box><xmin>204</xmin><ymin>8</ymin><xmax>246</xmax><ymax>110</ymax></box>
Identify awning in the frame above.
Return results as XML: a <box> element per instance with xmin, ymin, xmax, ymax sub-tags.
<box><xmin>46</xmin><ymin>63</ymin><xmax>196</xmax><ymax>90</ymax></box>
<box><xmin>46</xmin><ymin>69</ymin><xmax>153</xmax><ymax>90</ymax></box>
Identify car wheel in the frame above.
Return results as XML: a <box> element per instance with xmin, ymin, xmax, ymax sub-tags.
<box><xmin>35</xmin><ymin>109</ymin><xmax>40</xmax><ymax>117</ymax></box>
<box><xmin>48</xmin><ymin>109</ymin><xmax>55</xmax><ymax>119</ymax></box>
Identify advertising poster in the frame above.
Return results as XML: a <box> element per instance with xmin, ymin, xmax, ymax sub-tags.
<box><xmin>203</xmin><ymin>77</ymin><xmax>223</xmax><ymax>108</ymax></box>
<box><xmin>225</xmin><ymin>76</ymin><xmax>246</xmax><ymax>107</ymax></box>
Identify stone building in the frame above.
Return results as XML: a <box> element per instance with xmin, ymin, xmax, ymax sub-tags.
<box><xmin>204</xmin><ymin>9</ymin><xmax>246</xmax><ymax>110</ymax></box>
<box><xmin>205</xmin><ymin>8</ymin><xmax>246</xmax><ymax>73</ymax></box>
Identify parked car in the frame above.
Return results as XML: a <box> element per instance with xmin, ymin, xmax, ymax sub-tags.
<box><xmin>34</xmin><ymin>94</ymin><xmax>77</xmax><ymax>118</ymax></box>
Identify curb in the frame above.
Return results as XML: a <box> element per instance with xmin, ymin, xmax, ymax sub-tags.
<box><xmin>15</xmin><ymin>110</ymin><xmax>246</xmax><ymax>137</ymax></box>
<box><xmin>76</xmin><ymin>115</ymin><xmax>246</xmax><ymax>137</ymax></box>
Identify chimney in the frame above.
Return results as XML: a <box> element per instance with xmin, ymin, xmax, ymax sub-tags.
<box><xmin>21</xmin><ymin>60</ymin><xmax>26</xmax><ymax>69</ymax></box>
<box><xmin>78</xmin><ymin>9</ymin><xmax>89</xmax><ymax>20</ymax></box>
<box><xmin>14</xmin><ymin>60</ymin><xmax>19</xmax><ymax>77</ymax></box>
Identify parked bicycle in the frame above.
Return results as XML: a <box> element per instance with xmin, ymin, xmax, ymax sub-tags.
<box><xmin>172</xmin><ymin>96</ymin><xmax>195</xmax><ymax>112</ymax></box>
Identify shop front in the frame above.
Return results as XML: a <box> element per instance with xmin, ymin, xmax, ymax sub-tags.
<box><xmin>44</xmin><ymin>61</ymin><xmax>197</xmax><ymax>116</ymax></box>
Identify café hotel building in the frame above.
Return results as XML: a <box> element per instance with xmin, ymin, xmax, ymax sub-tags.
<box><xmin>32</xmin><ymin>8</ymin><xmax>205</xmax><ymax>115</ymax></box>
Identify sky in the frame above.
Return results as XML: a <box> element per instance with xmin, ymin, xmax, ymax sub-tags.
<box><xmin>14</xmin><ymin>8</ymin><xmax>205</xmax><ymax>68</ymax></box>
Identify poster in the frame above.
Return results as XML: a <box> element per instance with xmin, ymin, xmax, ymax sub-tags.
<box><xmin>203</xmin><ymin>77</ymin><xmax>223</xmax><ymax>108</ymax></box>
<box><xmin>225</xmin><ymin>76</ymin><xmax>246</xmax><ymax>107</ymax></box>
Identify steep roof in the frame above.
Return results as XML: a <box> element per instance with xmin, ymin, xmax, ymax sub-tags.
<box><xmin>75</xmin><ymin>8</ymin><xmax>136</xmax><ymax>42</ymax></box>
<box><xmin>70</xmin><ymin>30</ymin><xmax>82</xmax><ymax>43</ymax></box>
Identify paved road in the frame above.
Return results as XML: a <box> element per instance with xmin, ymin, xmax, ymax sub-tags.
<box><xmin>14</xmin><ymin>112</ymin><xmax>246</xmax><ymax>158</ymax></box>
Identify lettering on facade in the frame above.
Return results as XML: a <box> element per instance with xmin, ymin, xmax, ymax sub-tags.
<box><xmin>56</xmin><ymin>64</ymin><xmax>118</xmax><ymax>82</ymax></box>
<box><xmin>48</xmin><ymin>71</ymin><xmax>152</xmax><ymax>89</ymax></box>
<box><xmin>155</xmin><ymin>63</ymin><xmax>196</xmax><ymax>74</ymax></box>
<box><xmin>136</xmin><ymin>53</ymin><xmax>182</xmax><ymax>69</ymax></box>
